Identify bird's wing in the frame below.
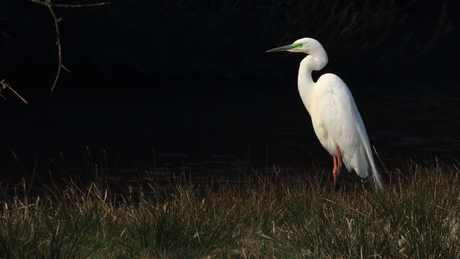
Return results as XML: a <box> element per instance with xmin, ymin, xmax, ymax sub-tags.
<box><xmin>315</xmin><ymin>73</ymin><xmax>384</xmax><ymax>190</ymax></box>
<box><xmin>315</xmin><ymin>74</ymin><xmax>371</xmax><ymax>177</ymax></box>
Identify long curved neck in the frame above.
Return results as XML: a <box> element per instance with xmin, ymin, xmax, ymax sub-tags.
<box><xmin>297</xmin><ymin>52</ymin><xmax>328</xmax><ymax>112</ymax></box>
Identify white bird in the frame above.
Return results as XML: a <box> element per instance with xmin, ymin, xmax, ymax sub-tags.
<box><xmin>266</xmin><ymin>37</ymin><xmax>384</xmax><ymax>191</ymax></box>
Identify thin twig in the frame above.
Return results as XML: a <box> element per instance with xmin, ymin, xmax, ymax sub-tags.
<box><xmin>29</xmin><ymin>0</ymin><xmax>110</xmax><ymax>92</ymax></box>
<box><xmin>46</xmin><ymin>4</ymin><xmax>71</xmax><ymax>93</ymax></box>
<box><xmin>0</xmin><ymin>81</ymin><xmax>28</xmax><ymax>103</ymax></box>
<box><xmin>29</xmin><ymin>0</ymin><xmax>110</xmax><ymax>8</ymax></box>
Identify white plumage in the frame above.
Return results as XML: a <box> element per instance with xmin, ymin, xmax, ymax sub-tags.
<box><xmin>267</xmin><ymin>37</ymin><xmax>384</xmax><ymax>190</ymax></box>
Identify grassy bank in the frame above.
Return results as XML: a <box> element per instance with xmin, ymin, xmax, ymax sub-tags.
<box><xmin>1</xmin><ymin>161</ymin><xmax>459</xmax><ymax>258</ymax></box>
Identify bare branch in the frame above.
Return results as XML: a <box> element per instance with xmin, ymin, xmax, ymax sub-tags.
<box><xmin>28</xmin><ymin>0</ymin><xmax>110</xmax><ymax>93</ymax></box>
<box><xmin>0</xmin><ymin>81</ymin><xmax>28</xmax><ymax>104</ymax></box>
<box><xmin>52</xmin><ymin>2</ymin><xmax>110</xmax><ymax>8</ymax></box>
<box><xmin>29</xmin><ymin>0</ymin><xmax>110</xmax><ymax>8</ymax></box>
<box><xmin>46</xmin><ymin>3</ymin><xmax>70</xmax><ymax>93</ymax></box>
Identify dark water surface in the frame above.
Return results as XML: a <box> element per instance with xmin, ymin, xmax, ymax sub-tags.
<box><xmin>1</xmin><ymin>75</ymin><xmax>459</xmax><ymax>185</ymax></box>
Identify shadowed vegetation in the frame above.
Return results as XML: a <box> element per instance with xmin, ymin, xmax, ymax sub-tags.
<box><xmin>0</xmin><ymin>0</ymin><xmax>453</xmax><ymax>80</ymax></box>
<box><xmin>1</xmin><ymin>161</ymin><xmax>459</xmax><ymax>258</ymax></box>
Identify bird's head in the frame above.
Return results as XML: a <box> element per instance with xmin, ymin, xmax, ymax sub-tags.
<box><xmin>266</xmin><ymin>37</ymin><xmax>328</xmax><ymax>70</ymax></box>
<box><xmin>266</xmin><ymin>37</ymin><xmax>324</xmax><ymax>55</ymax></box>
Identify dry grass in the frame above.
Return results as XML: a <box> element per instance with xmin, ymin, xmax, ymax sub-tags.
<box><xmin>0</xmin><ymin>161</ymin><xmax>459</xmax><ymax>258</ymax></box>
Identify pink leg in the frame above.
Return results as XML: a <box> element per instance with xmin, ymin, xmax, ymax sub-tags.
<box><xmin>332</xmin><ymin>145</ymin><xmax>343</xmax><ymax>187</ymax></box>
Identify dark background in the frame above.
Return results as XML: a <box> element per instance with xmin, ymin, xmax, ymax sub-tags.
<box><xmin>0</xmin><ymin>0</ymin><xmax>459</xmax><ymax>184</ymax></box>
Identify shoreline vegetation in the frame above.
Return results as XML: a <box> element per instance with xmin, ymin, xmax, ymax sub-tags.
<box><xmin>1</xmin><ymin>160</ymin><xmax>459</xmax><ymax>258</ymax></box>
<box><xmin>0</xmin><ymin>1</ymin><xmax>453</xmax><ymax>82</ymax></box>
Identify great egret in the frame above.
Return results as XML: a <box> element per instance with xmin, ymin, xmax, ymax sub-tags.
<box><xmin>266</xmin><ymin>38</ymin><xmax>384</xmax><ymax>191</ymax></box>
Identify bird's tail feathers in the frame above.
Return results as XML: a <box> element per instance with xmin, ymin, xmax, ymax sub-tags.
<box><xmin>368</xmin><ymin>156</ymin><xmax>384</xmax><ymax>191</ymax></box>
<box><xmin>357</xmin><ymin>124</ymin><xmax>384</xmax><ymax>191</ymax></box>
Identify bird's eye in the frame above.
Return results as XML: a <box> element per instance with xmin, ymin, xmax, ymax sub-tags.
<box><xmin>291</xmin><ymin>43</ymin><xmax>303</xmax><ymax>48</ymax></box>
